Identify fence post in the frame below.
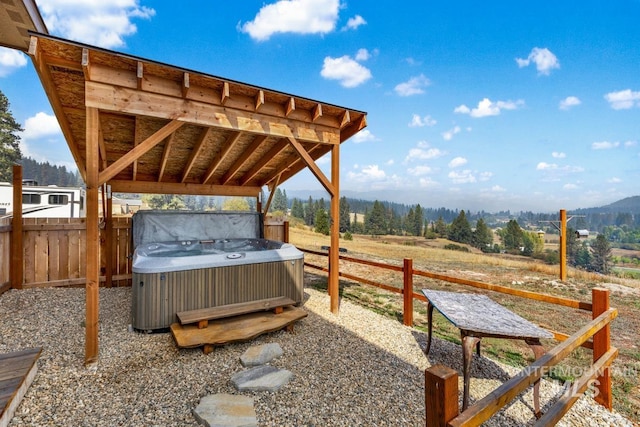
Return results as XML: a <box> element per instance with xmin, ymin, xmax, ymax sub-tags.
<box><xmin>403</xmin><ymin>258</ymin><xmax>413</xmax><ymax>326</ymax></box>
<box><xmin>592</xmin><ymin>287</ymin><xmax>611</xmax><ymax>409</ymax></box>
<box><xmin>425</xmin><ymin>365</ymin><xmax>459</xmax><ymax>427</ymax></box>
<box><xmin>10</xmin><ymin>164</ymin><xmax>23</xmax><ymax>290</ymax></box>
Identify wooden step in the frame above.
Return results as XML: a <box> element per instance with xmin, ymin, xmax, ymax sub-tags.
<box><xmin>176</xmin><ymin>296</ymin><xmax>297</xmax><ymax>329</ymax></box>
<box><xmin>171</xmin><ymin>306</ymin><xmax>308</xmax><ymax>354</ymax></box>
<box><xmin>1</xmin><ymin>348</ymin><xmax>42</xmax><ymax>427</ymax></box>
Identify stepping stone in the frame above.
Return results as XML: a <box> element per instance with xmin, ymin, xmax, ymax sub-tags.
<box><xmin>231</xmin><ymin>365</ymin><xmax>293</xmax><ymax>392</ymax></box>
<box><xmin>240</xmin><ymin>343</ymin><xmax>283</xmax><ymax>367</ymax></box>
<box><xmin>193</xmin><ymin>394</ymin><xmax>257</xmax><ymax>427</ymax></box>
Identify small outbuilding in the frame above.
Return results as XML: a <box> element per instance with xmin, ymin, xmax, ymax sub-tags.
<box><xmin>575</xmin><ymin>229</ymin><xmax>590</xmax><ymax>239</ymax></box>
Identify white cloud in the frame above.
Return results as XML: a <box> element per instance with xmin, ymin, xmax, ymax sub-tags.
<box><xmin>394</xmin><ymin>74</ymin><xmax>430</xmax><ymax>96</ymax></box>
<box><xmin>21</xmin><ymin>112</ymin><xmax>62</xmax><ymax>140</ymax></box>
<box><xmin>552</xmin><ymin>151</ymin><xmax>566</xmax><ymax>158</ymax></box>
<box><xmin>479</xmin><ymin>171</ymin><xmax>493</xmax><ymax>181</ymax></box>
<box><xmin>490</xmin><ymin>185</ymin><xmax>506</xmax><ymax>192</ymax></box>
<box><xmin>559</xmin><ymin>96</ymin><xmax>581</xmax><ymax>110</ymax></box>
<box><xmin>342</xmin><ymin>14</ymin><xmax>366</xmax><ymax>31</ymax></box>
<box><xmin>352</xmin><ymin>129</ymin><xmax>377</xmax><ymax>143</ymax></box>
<box><xmin>240</xmin><ymin>0</ymin><xmax>339</xmax><ymax>41</ymax></box>
<box><xmin>516</xmin><ymin>47</ymin><xmax>560</xmax><ymax>75</ymax></box>
<box><xmin>563</xmin><ymin>183</ymin><xmax>579</xmax><ymax>190</ymax></box>
<box><xmin>536</xmin><ymin>162</ymin><xmax>557</xmax><ymax>171</ymax></box>
<box><xmin>448</xmin><ymin>169</ymin><xmax>476</xmax><ymax>184</ymax></box>
<box><xmin>608</xmin><ymin>177</ymin><xmax>622</xmax><ymax>183</ymax></box>
<box><xmin>0</xmin><ymin>48</ymin><xmax>28</xmax><ymax>77</ymax></box>
<box><xmin>347</xmin><ymin>164</ymin><xmax>386</xmax><ymax>182</ymax></box>
<box><xmin>454</xmin><ymin>98</ymin><xmax>524</xmax><ymax>118</ymax></box>
<box><xmin>39</xmin><ymin>0</ymin><xmax>155</xmax><ymax>49</ymax></box>
<box><xmin>592</xmin><ymin>141</ymin><xmax>620</xmax><ymax>150</ymax></box>
<box><xmin>442</xmin><ymin>126</ymin><xmax>461</xmax><ymax>141</ymax></box>
<box><xmin>407</xmin><ymin>165</ymin><xmax>433</xmax><ymax>176</ymax></box>
<box><xmin>536</xmin><ymin>162</ymin><xmax>584</xmax><ymax>174</ymax></box>
<box><xmin>404</xmin><ymin>146</ymin><xmax>446</xmax><ymax>162</ymax></box>
<box><xmin>604</xmin><ymin>89</ymin><xmax>640</xmax><ymax>110</ymax></box>
<box><xmin>320</xmin><ymin>55</ymin><xmax>372</xmax><ymax>88</ymax></box>
<box><xmin>418</xmin><ymin>177</ymin><xmax>439</xmax><ymax>187</ymax></box>
<box><xmin>448</xmin><ymin>157</ymin><xmax>467</xmax><ymax>168</ymax></box>
<box><xmin>355</xmin><ymin>48</ymin><xmax>373</xmax><ymax>61</ymax></box>
<box><xmin>624</xmin><ymin>140</ymin><xmax>638</xmax><ymax>147</ymax></box>
<box><xmin>408</xmin><ymin>114</ymin><xmax>436</xmax><ymax>127</ymax></box>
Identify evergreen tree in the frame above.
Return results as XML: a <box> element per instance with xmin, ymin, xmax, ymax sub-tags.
<box><xmin>304</xmin><ymin>196</ymin><xmax>315</xmax><ymax>225</ymax></box>
<box><xmin>291</xmin><ymin>198</ymin><xmax>304</xmax><ymax>219</ymax></box>
<box><xmin>314</xmin><ymin>208</ymin><xmax>330</xmax><ymax>235</ymax></box>
<box><xmin>501</xmin><ymin>219</ymin><xmax>524</xmax><ymax>250</ymax></box>
<box><xmin>434</xmin><ymin>216</ymin><xmax>447</xmax><ymax>237</ymax></box>
<box><xmin>270</xmin><ymin>188</ymin><xmax>288</xmax><ymax>213</ymax></box>
<box><xmin>413</xmin><ymin>204</ymin><xmax>424</xmax><ymax>236</ymax></box>
<box><xmin>472</xmin><ymin>218</ymin><xmax>493</xmax><ymax>249</ymax></box>
<box><xmin>575</xmin><ymin>242</ymin><xmax>592</xmax><ymax>269</ymax></box>
<box><xmin>339</xmin><ymin>196</ymin><xmax>351</xmax><ymax>232</ymax></box>
<box><xmin>364</xmin><ymin>200</ymin><xmax>387</xmax><ymax>235</ymax></box>
<box><xmin>448</xmin><ymin>210</ymin><xmax>472</xmax><ymax>244</ymax></box>
<box><xmin>590</xmin><ymin>234</ymin><xmax>611</xmax><ymax>274</ymax></box>
<box><xmin>0</xmin><ymin>91</ymin><xmax>23</xmax><ymax>182</ymax></box>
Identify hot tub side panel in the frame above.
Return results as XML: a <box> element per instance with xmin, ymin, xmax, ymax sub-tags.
<box><xmin>131</xmin><ymin>258</ymin><xmax>304</xmax><ymax>331</ymax></box>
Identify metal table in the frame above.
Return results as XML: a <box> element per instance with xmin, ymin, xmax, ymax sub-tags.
<box><xmin>421</xmin><ymin>289</ymin><xmax>553</xmax><ymax>416</ymax></box>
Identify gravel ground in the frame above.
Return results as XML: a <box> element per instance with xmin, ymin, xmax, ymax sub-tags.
<box><xmin>0</xmin><ymin>284</ymin><xmax>633</xmax><ymax>426</ymax></box>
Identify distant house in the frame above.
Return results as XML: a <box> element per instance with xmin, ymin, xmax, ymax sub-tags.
<box><xmin>575</xmin><ymin>229</ymin><xmax>589</xmax><ymax>239</ymax></box>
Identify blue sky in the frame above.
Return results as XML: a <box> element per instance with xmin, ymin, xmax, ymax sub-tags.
<box><xmin>1</xmin><ymin>0</ymin><xmax>639</xmax><ymax>212</ymax></box>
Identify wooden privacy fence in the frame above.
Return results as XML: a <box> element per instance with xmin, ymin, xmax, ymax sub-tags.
<box><xmin>300</xmin><ymin>247</ymin><xmax>617</xmax><ymax>425</ymax></box>
<box><xmin>0</xmin><ymin>217</ymin><xmax>289</xmax><ymax>294</ymax></box>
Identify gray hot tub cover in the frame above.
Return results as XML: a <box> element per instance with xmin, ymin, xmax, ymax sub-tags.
<box><xmin>131</xmin><ymin>210</ymin><xmax>264</xmax><ymax>249</ymax></box>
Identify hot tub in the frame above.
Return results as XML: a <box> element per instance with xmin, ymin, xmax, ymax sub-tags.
<box><xmin>130</xmin><ymin>211</ymin><xmax>304</xmax><ymax>332</ymax></box>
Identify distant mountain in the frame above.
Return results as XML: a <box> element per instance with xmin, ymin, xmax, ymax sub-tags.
<box><xmin>575</xmin><ymin>196</ymin><xmax>640</xmax><ymax>215</ymax></box>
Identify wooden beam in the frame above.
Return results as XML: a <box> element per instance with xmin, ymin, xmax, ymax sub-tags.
<box><xmin>136</xmin><ymin>62</ymin><xmax>143</xmax><ymax>90</ymax></box>
<box><xmin>312</xmin><ymin>103</ymin><xmax>323</xmax><ymax>122</ymax></box>
<box><xmin>182</xmin><ymin>72</ymin><xmax>190</xmax><ymax>98</ymax></box>
<box><xmin>181</xmin><ymin>127</ymin><xmax>211</xmax><ymax>183</ymax></box>
<box><xmin>10</xmin><ymin>165</ymin><xmax>23</xmax><ymax>290</ymax></box>
<box><xmin>263</xmin><ymin>174</ymin><xmax>281</xmax><ymax>215</ymax></box>
<box><xmin>340</xmin><ymin>114</ymin><xmax>367</xmax><ymax>143</ymax></box>
<box><xmin>28</xmin><ymin>36</ymin><xmax>87</xmax><ymax>181</ymax></box>
<box><xmin>98</xmin><ymin>123</ymin><xmax>107</xmax><ymax>171</ymax></box>
<box><xmin>109</xmin><ymin>180</ymin><xmax>260</xmax><ymax>197</ymax></box>
<box><xmin>340</xmin><ymin>110</ymin><xmax>351</xmax><ymax>128</ymax></box>
<box><xmin>286</xmin><ymin>137</ymin><xmax>334</xmax><ymax>194</ymax></box>
<box><xmin>202</xmin><ymin>131</ymin><xmax>241</xmax><ymax>184</ymax></box>
<box><xmin>329</xmin><ymin>143</ymin><xmax>340</xmax><ymax>313</ymax></box>
<box><xmin>221</xmin><ymin>135</ymin><xmax>268</xmax><ymax>185</ymax></box>
<box><xmin>85</xmin><ymin>81</ymin><xmax>341</xmax><ymax>145</ymax></box>
<box><xmin>255</xmin><ymin>90</ymin><xmax>264</xmax><ymax>111</ymax></box>
<box><xmin>221</xmin><ymin>81</ymin><xmax>230</xmax><ymax>105</ymax></box>
<box><xmin>158</xmin><ymin>133</ymin><xmax>176</xmax><ymax>182</ymax></box>
<box><xmin>81</xmin><ymin>48</ymin><xmax>91</xmax><ymax>80</ymax></box>
<box><xmin>274</xmin><ymin>144</ymin><xmax>331</xmax><ymax>186</ymax></box>
<box><xmin>98</xmin><ymin>120</ymin><xmax>184</xmax><ymax>184</ymax></box>
<box><xmin>239</xmin><ymin>138</ymin><xmax>288</xmax><ymax>185</ymax></box>
<box><xmin>85</xmin><ymin>106</ymin><xmax>100</xmax><ymax>365</ymax></box>
<box><xmin>285</xmin><ymin>97</ymin><xmax>295</xmax><ymax>117</ymax></box>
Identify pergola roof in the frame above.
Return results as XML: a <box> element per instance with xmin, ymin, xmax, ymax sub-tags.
<box><xmin>0</xmin><ymin>0</ymin><xmax>45</xmax><ymax>51</ymax></box>
<box><xmin>27</xmin><ymin>33</ymin><xmax>367</xmax><ymax>197</ymax></box>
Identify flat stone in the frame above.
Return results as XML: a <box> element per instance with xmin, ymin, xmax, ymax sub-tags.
<box><xmin>231</xmin><ymin>365</ymin><xmax>293</xmax><ymax>392</ymax></box>
<box><xmin>240</xmin><ymin>343</ymin><xmax>283</xmax><ymax>367</ymax></box>
<box><xmin>192</xmin><ymin>394</ymin><xmax>257</xmax><ymax>427</ymax></box>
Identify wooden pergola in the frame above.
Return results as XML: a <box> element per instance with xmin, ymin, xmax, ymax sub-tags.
<box><xmin>2</xmin><ymin>3</ymin><xmax>366</xmax><ymax>364</ymax></box>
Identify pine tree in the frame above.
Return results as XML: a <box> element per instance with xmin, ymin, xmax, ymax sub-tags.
<box><xmin>291</xmin><ymin>198</ymin><xmax>304</xmax><ymax>219</ymax></box>
<box><xmin>364</xmin><ymin>200</ymin><xmax>387</xmax><ymax>235</ymax></box>
<box><xmin>501</xmin><ymin>219</ymin><xmax>524</xmax><ymax>250</ymax></box>
<box><xmin>271</xmin><ymin>188</ymin><xmax>288</xmax><ymax>213</ymax></box>
<box><xmin>472</xmin><ymin>218</ymin><xmax>493</xmax><ymax>249</ymax></box>
<box><xmin>314</xmin><ymin>208</ymin><xmax>330</xmax><ymax>235</ymax></box>
<box><xmin>0</xmin><ymin>91</ymin><xmax>23</xmax><ymax>182</ymax></box>
<box><xmin>590</xmin><ymin>234</ymin><xmax>611</xmax><ymax>274</ymax></box>
<box><xmin>339</xmin><ymin>196</ymin><xmax>351</xmax><ymax>232</ymax></box>
<box><xmin>448</xmin><ymin>210</ymin><xmax>472</xmax><ymax>244</ymax></box>
<box><xmin>304</xmin><ymin>196</ymin><xmax>315</xmax><ymax>225</ymax></box>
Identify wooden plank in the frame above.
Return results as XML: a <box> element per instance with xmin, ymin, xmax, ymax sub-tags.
<box><xmin>48</xmin><ymin>228</ymin><xmax>60</xmax><ymax>281</ymax></box>
<box><xmin>0</xmin><ymin>347</ymin><xmax>41</xmax><ymax>427</ymax></box>
<box><xmin>592</xmin><ymin>288</ymin><xmax>612</xmax><ymax>409</ymax></box>
<box><xmin>177</xmin><ymin>296</ymin><xmax>297</xmax><ymax>325</ymax></box>
<box><xmin>171</xmin><ymin>306</ymin><xmax>308</xmax><ymax>349</ymax></box>
<box><xmin>68</xmin><ymin>229</ymin><xmax>81</xmax><ymax>279</ymax></box>
<box><xmin>286</xmin><ymin>136</ymin><xmax>334</xmax><ymax>194</ymax></box>
<box><xmin>220</xmin><ymin>135</ymin><xmax>268</xmax><ymax>184</ymax></box>
<box><xmin>181</xmin><ymin>127</ymin><xmax>211</xmax><ymax>183</ymax></box>
<box><xmin>10</xmin><ymin>165</ymin><xmax>23</xmax><ymax>289</ymax></box>
<box><xmin>425</xmin><ymin>365</ymin><xmax>459</xmax><ymax>427</ymax></box>
<box><xmin>34</xmin><ymin>230</ymin><xmax>50</xmax><ymax>283</ymax></box>
<box><xmin>22</xmin><ymin>221</ymin><xmax>35</xmax><ymax>285</ymax></box>
<box><xmin>108</xmin><ymin>180</ymin><xmax>260</xmax><ymax>197</ymax></box>
<box><xmin>202</xmin><ymin>131</ymin><xmax>241</xmax><ymax>184</ymax></box>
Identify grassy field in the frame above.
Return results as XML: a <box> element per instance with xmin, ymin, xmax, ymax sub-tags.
<box><xmin>289</xmin><ymin>225</ymin><xmax>640</xmax><ymax>423</ymax></box>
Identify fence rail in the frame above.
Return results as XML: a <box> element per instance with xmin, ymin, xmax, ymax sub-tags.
<box><xmin>299</xmin><ymin>246</ymin><xmax>617</xmax><ymax>425</ymax></box>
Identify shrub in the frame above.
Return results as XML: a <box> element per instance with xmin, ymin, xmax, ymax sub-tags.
<box><xmin>444</xmin><ymin>243</ymin><xmax>469</xmax><ymax>252</ymax></box>
<box><xmin>343</xmin><ymin>231</ymin><xmax>353</xmax><ymax>241</ymax></box>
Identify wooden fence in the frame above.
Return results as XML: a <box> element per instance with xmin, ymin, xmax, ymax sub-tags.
<box><xmin>0</xmin><ymin>217</ymin><xmax>289</xmax><ymax>294</ymax></box>
<box><xmin>300</xmin><ymin>247</ymin><xmax>617</xmax><ymax>425</ymax></box>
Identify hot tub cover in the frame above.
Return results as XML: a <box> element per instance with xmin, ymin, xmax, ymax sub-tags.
<box><xmin>132</xmin><ymin>210</ymin><xmax>264</xmax><ymax>248</ymax></box>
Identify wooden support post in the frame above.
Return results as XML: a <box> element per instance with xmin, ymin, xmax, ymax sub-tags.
<box><xmin>329</xmin><ymin>143</ymin><xmax>340</xmax><ymax>314</ymax></box>
<box><xmin>283</xmin><ymin>220</ymin><xmax>289</xmax><ymax>243</ymax></box>
<box><xmin>425</xmin><ymin>365</ymin><xmax>459</xmax><ymax>427</ymax></box>
<box><xmin>592</xmin><ymin>288</ymin><xmax>612</xmax><ymax>409</ymax></box>
<box><xmin>559</xmin><ymin>209</ymin><xmax>567</xmax><ymax>281</ymax></box>
<box><xmin>403</xmin><ymin>258</ymin><xmax>413</xmax><ymax>326</ymax></box>
<box><xmin>85</xmin><ymin>106</ymin><xmax>100</xmax><ymax>365</ymax></box>
<box><xmin>105</xmin><ymin>186</ymin><xmax>113</xmax><ymax>288</ymax></box>
<box><xmin>10</xmin><ymin>164</ymin><xmax>23</xmax><ymax>289</ymax></box>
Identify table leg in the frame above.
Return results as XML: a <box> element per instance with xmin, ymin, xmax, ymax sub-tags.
<box><xmin>461</xmin><ymin>332</ymin><xmax>481</xmax><ymax>411</ymax></box>
<box><xmin>426</xmin><ymin>302</ymin><xmax>434</xmax><ymax>354</ymax></box>
<box><xmin>525</xmin><ymin>338</ymin><xmax>546</xmax><ymax>419</ymax></box>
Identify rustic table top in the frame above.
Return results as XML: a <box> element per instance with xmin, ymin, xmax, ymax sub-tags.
<box><xmin>421</xmin><ymin>289</ymin><xmax>553</xmax><ymax>339</ymax></box>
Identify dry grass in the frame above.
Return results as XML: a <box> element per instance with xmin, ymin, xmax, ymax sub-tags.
<box><xmin>289</xmin><ymin>225</ymin><xmax>640</xmax><ymax>423</ymax></box>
